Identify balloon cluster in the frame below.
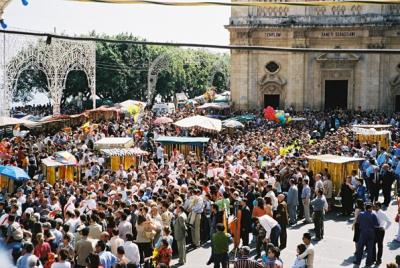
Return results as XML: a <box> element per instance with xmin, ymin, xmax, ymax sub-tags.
<box><xmin>0</xmin><ymin>0</ymin><xmax>29</xmax><ymax>29</ymax></box>
<box><xmin>263</xmin><ymin>106</ymin><xmax>292</xmax><ymax>125</ymax></box>
<box><xmin>127</xmin><ymin>104</ymin><xmax>141</xmax><ymax>123</ymax></box>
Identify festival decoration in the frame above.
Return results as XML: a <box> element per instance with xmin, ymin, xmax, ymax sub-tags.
<box><xmin>127</xmin><ymin>104</ymin><xmax>141</xmax><ymax>123</ymax></box>
<box><xmin>263</xmin><ymin>106</ymin><xmax>293</xmax><ymax>125</ymax></box>
<box><xmin>0</xmin><ymin>0</ymin><xmax>29</xmax><ymax>29</ymax></box>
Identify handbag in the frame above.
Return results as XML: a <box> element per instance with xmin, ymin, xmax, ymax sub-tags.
<box><xmin>395</xmin><ymin>214</ymin><xmax>399</xmax><ymax>223</ymax></box>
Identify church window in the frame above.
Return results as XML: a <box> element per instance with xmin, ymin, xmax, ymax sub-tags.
<box><xmin>265</xmin><ymin>61</ymin><xmax>280</xmax><ymax>73</ymax></box>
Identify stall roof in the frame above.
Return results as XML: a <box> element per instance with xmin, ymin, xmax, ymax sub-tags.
<box><xmin>156</xmin><ymin>136</ymin><xmax>210</xmax><ymax>144</ymax></box>
<box><xmin>101</xmin><ymin>148</ymin><xmax>149</xmax><ymax>156</ymax></box>
<box><xmin>353</xmin><ymin>124</ymin><xmax>392</xmax><ymax>129</ymax></box>
<box><xmin>306</xmin><ymin>154</ymin><xmax>364</xmax><ymax>164</ymax></box>
<box><xmin>42</xmin><ymin>157</ymin><xmax>76</xmax><ymax>167</ymax></box>
<box><xmin>197</xmin><ymin>103</ymin><xmax>230</xmax><ymax>110</ymax></box>
<box><xmin>95</xmin><ymin>137</ymin><xmax>134</xmax><ymax>149</ymax></box>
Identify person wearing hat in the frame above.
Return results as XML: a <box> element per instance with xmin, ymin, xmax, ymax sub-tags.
<box><xmin>353</xmin><ymin>202</ymin><xmax>379</xmax><ymax>266</ymax></box>
<box><xmin>233</xmin><ymin>246</ymin><xmax>263</xmax><ymax>268</ymax></box>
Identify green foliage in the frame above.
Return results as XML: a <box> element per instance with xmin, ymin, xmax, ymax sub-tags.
<box><xmin>12</xmin><ymin>33</ymin><xmax>230</xmax><ymax>106</ymax></box>
<box><xmin>14</xmin><ymin>68</ymin><xmax>48</xmax><ymax>104</ymax></box>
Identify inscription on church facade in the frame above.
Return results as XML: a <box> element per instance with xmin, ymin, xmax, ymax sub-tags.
<box><xmin>265</xmin><ymin>32</ymin><xmax>282</xmax><ymax>38</ymax></box>
<box><xmin>321</xmin><ymin>31</ymin><xmax>356</xmax><ymax>37</ymax></box>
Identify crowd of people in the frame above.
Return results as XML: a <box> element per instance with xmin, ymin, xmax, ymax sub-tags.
<box><xmin>0</xmin><ymin>106</ymin><xmax>400</xmax><ymax>268</ymax></box>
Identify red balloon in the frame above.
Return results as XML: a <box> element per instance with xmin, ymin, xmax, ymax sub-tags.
<box><xmin>263</xmin><ymin>106</ymin><xmax>276</xmax><ymax>120</ymax></box>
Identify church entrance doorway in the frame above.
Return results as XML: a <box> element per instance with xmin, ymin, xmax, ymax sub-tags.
<box><xmin>264</xmin><ymin>94</ymin><xmax>280</xmax><ymax>109</ymax></box>
<box><xmin>395</xmin><ymin>95</ymin><xmax>400</xmax><ymax>112</ymax></box>
<box><xmin>324</xmin><ymin>80</ymin><xmax>348</xmax><ymax>110</ymax></box>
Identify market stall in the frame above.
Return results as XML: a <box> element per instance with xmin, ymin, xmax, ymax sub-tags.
<box><xmin>155</xmin><ymin>136</ymin><xmax>210</xmax><ymax>157</ymax></box>
<box><xmin>94</xmin><ymin>137</ymin><xmax>134</xmax><ymax>150</ymax></box>
<box><xmin>41</xmin><ymin>152</ymin><xmax>79</xmax><ymax>185</ymax></box>
<box><xmin>307</xmin><ymin>154</ymin><xmax>364</xmax><ymax>193</ymax></box>
<box><xmin>101</xmin><ymin>148</ymin><xmax>149</xmax><ymax>171</ymax></box>
<box><xmin>353</xmin><ymin>127</ymin><xmax>391</xmax><ymax>149</ymax></box>
<box><xmin>84</xmin><ymin>106</ymin><xmax>120</xmax><ymax>122</ymax></box>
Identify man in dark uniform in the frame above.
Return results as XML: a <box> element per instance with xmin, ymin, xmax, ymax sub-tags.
<box><xmin>274</xmin><ymin>194</ymin><xmax>288</xmax><ymax>249</ymax></box>
<box><xmin>379</xmin><ymin>164</ymin><xmax>395</xmax><ymax>207</ymax></box>
<box><xmin>353</xmin><ymin>202</ymin><xmax>379</xmax><ymax>267</ymax></box>
<box><xmin>239</xmin><ymin>198</ymin><xmax>252</xmax><ymax>247</ymax></box>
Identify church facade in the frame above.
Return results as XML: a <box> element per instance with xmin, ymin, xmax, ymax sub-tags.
<box><xmin>226</xmin><ymin>2</ymin><xmax>400</xmax><ymax>112</ymax></box>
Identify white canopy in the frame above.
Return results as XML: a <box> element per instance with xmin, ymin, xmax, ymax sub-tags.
<box><xmin>306</xmin><ymin>154</ymin><xmax>364</xmax><ymax>164</ymax></box>
<box><xmin>0</xmin><ymin>116</ymin><xmax>34</xmax><ymax>127</ymax></box>
<box><xmin>94</xmin><ymin>137</ymin><xmax>134</xmax><ymax>149</ymax></box>
<box><xmin>174</xmin><ymin>115</ymin><xmax>222</xmax><ymax>133</ymax></box>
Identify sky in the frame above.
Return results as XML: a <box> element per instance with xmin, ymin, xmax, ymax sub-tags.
<box><xmin>5</xmin><ymin>0</ymin><xmax>231</xmax><ymax>45</ymax></box>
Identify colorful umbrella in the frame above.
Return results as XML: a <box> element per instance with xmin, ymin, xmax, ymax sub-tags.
<box><xmin>54</xmin><ymin>151</ymin><xmax>78</xmax><ymax>165</ymax></box>
<box><xmin>154</xmin><ymin>116</ymin><xmax>173</xmax><ymax>125</ymax></box>
<box><xmin>0</xmin><ymin>165</ymin><xmax>30</xmax><ymax>181</ymax></box>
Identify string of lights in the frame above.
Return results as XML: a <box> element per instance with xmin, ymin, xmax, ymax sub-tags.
<box><xmin>2</xmin><ymin>29</ymin><xmax>400</xmax><ymax>54</ymax></box>
<box><xmin>70</xmin><ymin>0</ymin><xmax>400</xmax><ymax>8</ymax></box>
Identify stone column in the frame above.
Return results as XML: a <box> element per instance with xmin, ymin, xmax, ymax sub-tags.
<box><xmin>287</xmin><ymin>52</ymin><xmax>305</xmax><ymax>110</ymax></box>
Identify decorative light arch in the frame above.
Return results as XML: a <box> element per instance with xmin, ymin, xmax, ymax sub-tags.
<box><xmin>0</xmin><ymin>33</ymin><xmax>96</xmax><ymax>116</ymax></box>
<box><xmin>147</xmin><ymin>52</ymin><xmax>174</xmax><ymax>102</ymax></box>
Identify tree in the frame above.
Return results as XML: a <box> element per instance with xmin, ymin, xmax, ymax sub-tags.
<box><xmin>13</xmin><ymin>67</ymin><xmax>48</xmax><ymax>103</ymax></box>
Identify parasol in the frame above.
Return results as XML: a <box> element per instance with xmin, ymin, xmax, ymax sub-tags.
<box><xmin>174</xmin><ymin>115</ymin><xmax>222</xmax><ymax>133</ymax></box>
<box><xmin>222</xmin><ymin>119</ymin><xmax>244</xmax><ymax>129</ymax></box>
<box><xmin>154</xmin><ymin>116</ymin><xmax>173</xmax><ymax>125</ymax></box>
<box><xmin>0</xmin><ymin>165</ymin><xmax>30</xmax><ymax>181</ymax></box>
<box><xmin>54</xmin><ymin>151</ymin><xmax>78</xmax><ymax>165</ymax></box>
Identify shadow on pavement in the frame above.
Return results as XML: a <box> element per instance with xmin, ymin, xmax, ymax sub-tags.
<box><xmin>340</xmin><ymin>255</ymin><xmax>354</xmax><ymax>266</ymax></box>
<box><xmin>387</xmin><ymin>240</ymin><xmax>400</xmax><ymax>250</ymax></box>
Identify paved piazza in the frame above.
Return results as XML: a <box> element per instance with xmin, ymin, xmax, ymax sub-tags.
<box><xmin>171</xmin><ymin>198</ymin><xmax>400</xmax><ymax>267</ymax></box>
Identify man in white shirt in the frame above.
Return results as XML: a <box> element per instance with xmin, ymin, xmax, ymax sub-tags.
<box><xmin>265</xmin><ymin>185</ymin><xmax>278</xmax><ymax>211</ymax></box>
<box><xmin>373</xmin><ymin>202</ymin><xmax>392</xmax><ymax>265</ymax></box>
<box><xmin>110</xmin><ymin>229</ymin><xmax>124</xmax><ymax>256</ymax></box>
<box><xmin>258</xmin><ymin>214</ymin><xmax>281</xmax><ymax>247</ymax></box>
<box><xmin>298</xmin><ymin>232</ymin><xmax>315</xmax><ymax>268</ymax></box>
<box><xmin>115</xmin><ymin>165</ymin><xmax>127</xmax><ymax>179</ymax></box>
<box><xmin>117</xmin><ymin>213</ymin><xmax>132</xmax><ymax>241</ymax></box>
<box><xmin>314</xmin><ymin>174</ymin><xmax>324</xmax><ymax>195</ymax></box>
<box><xmin>123</xmin><ymin>233</ymin><xmax>140</xmax><ymax>266</ymax></box>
